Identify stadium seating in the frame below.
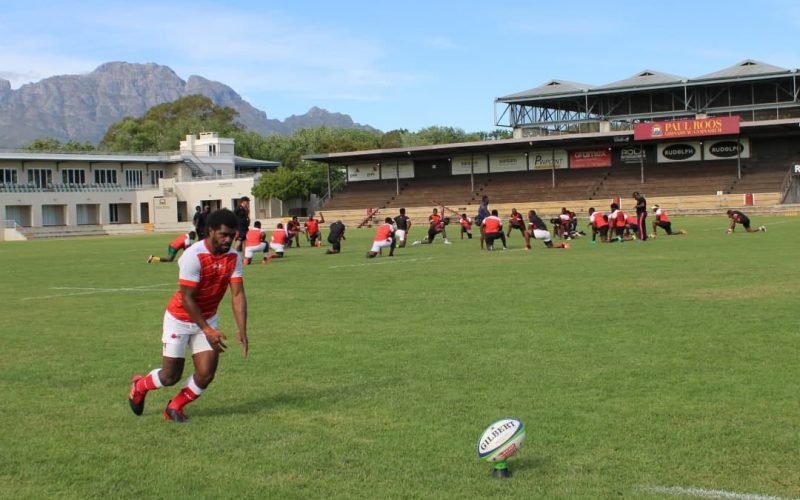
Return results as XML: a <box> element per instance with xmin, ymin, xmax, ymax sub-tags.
<box><xmin>319</xmin><ymin>161</ymin><xmax>793</xmax><ymax>226</ymax></box>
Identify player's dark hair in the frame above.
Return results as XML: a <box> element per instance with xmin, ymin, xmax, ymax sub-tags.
<box><xmin>240</xmin><ymin>196</ymin><xmax>250</xmax><ymax>202</ymax></box>
<box><xmin>400</xmin><ymin>208</ymin><xmax>406</xmax><ymax>214</ymax></box>
<box><xmin>254</xmin><ymin>221</ymin><xmax>261</xmax><ymax>228</ymax></box>
<box><xmin>189</xmin><ymin>231</ymin><xmax>197</xmax><ymax>239</ymax></box>
<box><xmin>611</xmin><ymin>203</ymin><xmax>619</xmax><ymax>210</ymax></box>
<box><xmin>207</xmin><ymin>208</ymin><xmax>238</xmax><ymax>230</ymax></box>
<box><xmin>385</xmin><ymin>217</ymin><xmax>393</xmax><ymax>223</ymax></box>
<box><xmin>491</xmin><ymin>209</ymin><xmax>498</xmax><ymax>216</ymax></box>
<box><xmin>588</xmin><ymin>207</ymin><xmax>595</xmax><ymax>214</ymax></box>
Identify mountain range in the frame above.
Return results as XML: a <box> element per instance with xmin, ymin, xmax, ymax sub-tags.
<box><xmin>0</xmin><ymin>62</ymin><xmax>375</xmax><ymax>148</ymax></box>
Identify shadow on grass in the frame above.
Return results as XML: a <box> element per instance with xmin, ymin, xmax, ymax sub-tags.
<box><xmin>195</xmin><ymin>382</ymin><xmax>385</xmax><ymax>418</ymax></box>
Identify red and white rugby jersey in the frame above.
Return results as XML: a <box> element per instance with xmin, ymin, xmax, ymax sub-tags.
<box><xmin>271</xmin><ymin>230</ymin><xmax>287</xmax><ymax>245</ymax></box>
<box><xmin>374</xmin><ymin>223</ymin><xmax>394</xmax><ymax>241</ymax></box>
<box><xmin>166</xmin><ymin>240</ymin><xmax>243</xmax><ymax>322</ymax></box>
<box><xmin>169</xmin><ymin>233</ymin><xmax>193</xmax><ymax>250</ymax></box>
<box><xmin>482</xmin><ymin>215</ymin><xmax>502</xmax><ymax>233</ymax></box>
<box><xmin>655</xmin><ymin>208</ymin><xmax>670</xmax><ymax>222</ymax></box>
<box><xmin>590</xmin><ymin>211</ymin><xmax>608</xmax><ymax>228</ymax></box>
<box><xmin>245</xmin><ymin>229</ymin><xmax>264</xmax><ymax>247</ymax></box>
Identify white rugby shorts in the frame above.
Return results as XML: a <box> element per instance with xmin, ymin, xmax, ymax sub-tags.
<box><xmin>370</xmin><ymin>238</ymin><xmax>393</xmax><ymax>252</ymax></box>
<box><xmin>395</xmin><ymin>229</ymin><xmax>406</xmax><ymax>241</ymax></box>
<box><xmin>270</xmin><ymin>243</ymin><xmax>285</xmax><ymax>253</ymax></box>
<box><xmin>162</xmin><ymin>310</ymin><xmax>217</xmax><ymax>358</ymax></box>
<box><xmin>532</xmin><ymin>229</ymin><xmax>552</xmax><ymax>242</ymax></box>
<box><xmin>244</xmin><ymin>242</ymin><xmax>267</xmax><ymax>258</ymax></box>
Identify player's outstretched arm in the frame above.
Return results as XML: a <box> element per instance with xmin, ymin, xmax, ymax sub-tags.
<box><xmin>230</xmin><ymin>281</ymin><xmax>248</xmax><ymax>358</ymax></box>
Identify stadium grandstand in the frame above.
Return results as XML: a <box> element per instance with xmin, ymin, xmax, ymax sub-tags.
<box><xmin>305</xmin><ymin>59</ymin><xmax>800</xmax><ymax>227</ymax></box>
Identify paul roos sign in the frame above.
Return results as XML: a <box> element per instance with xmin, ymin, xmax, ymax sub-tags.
<box><xmin>634</xmin><ymin>116</ymin><xmax>740</xmax><ymax>140</ymax></box>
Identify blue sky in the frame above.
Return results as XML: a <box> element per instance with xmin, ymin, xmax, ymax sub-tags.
<box><xmin>1</xmin><ymin>0</ymin><xmax>798</xmax><ymax>133</ymax></box>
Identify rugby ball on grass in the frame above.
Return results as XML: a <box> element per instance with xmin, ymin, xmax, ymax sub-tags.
<box><xmin>477</xmin><ymin>418</ymin><xmax>525</xmax><ymax>462</ymax></box>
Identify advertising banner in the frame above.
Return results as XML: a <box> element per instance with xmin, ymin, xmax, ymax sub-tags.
<box><xmin>347</xmin><ymin>163</ymin><xmax>380</xmax><ymax>182</ymax></box>
<box><xmin>379</xmin><ymin>161</ymin><xmax>415</xmax><ymax>179</ymax></box>
<box><xmin>530</xmin><ymin>149</ymin><xmax>568</xmax><ymax>170</ymax></box>
<box><xmin>657</xmin><ymin>142</ymin><xmax>702</xmax><ymax>163</ymax></box>
<box><xmin>634</xmin><ymin>116</ymin><xmax>740</xmax><ymax>140</ymax></box>
<box><xmin>488</xmin><ymin>154</ymin><xmax>527</xmax><ymax>173</ymax></box>
<box><xmin>570</xmin><ymin>149</ymin><xmax>612</xmax><ymax>168</ymax></box>
<box><xmin>620</xmin><ymin>146</ymin><xmax>646</xmax><ymax>163</ymax></box>
<box><xmin>451</xmin><ymin>155</ymin><xmax>489</xmax><ymax>175</ymax></box>
<box><xmin>703</xmin><ymin>138</ymin><xmax>750</xmax><ymax>160</ymax></box>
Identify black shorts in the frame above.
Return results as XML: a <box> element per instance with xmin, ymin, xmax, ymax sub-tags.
<box><xmin>656</xmin><ymin>221</ymin><xmax>672</xmax><ymax>234</ymax></box>
<box><xmin>597</xmin><ymin>226</ymin><xmax>609</xmax><ymax>237</ymax></box>
<box><xmin>237</xmin><ymin>229</ymin><xmax>248</xmax><ymax>241</ymax></box>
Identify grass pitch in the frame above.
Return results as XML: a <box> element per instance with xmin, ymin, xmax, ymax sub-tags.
<box><xmin>1</xmin><ymin>215</ymin><xmax>798</xmax><ymax>499</ymax></box>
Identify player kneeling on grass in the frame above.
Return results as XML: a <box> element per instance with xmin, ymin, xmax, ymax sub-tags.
<box><xmin>367</xmin><ymin>217</ymin><xmax>396</xmax><ymax>258</ymax></box>
<box><xmin>243</xmin><ymin>221</ymin><xmax>268</xmax><ymax>265</ymax></box>
<box><xmin>264</xmin><ymin>222</ymin><xmax>288</xmax><ymax>262</ymax></box>
<box><xmin>650</xmin><ymin>205</ymin><xmax>687</xmax><ymax>238</ymax></box>
<box><xmin>148</xmin><ymin>231</ymin><xmax>196</xmax><ymax>263</ymax></box>
<box><xmin>726</xmin><ymin>209</ymin><xmax>766</xmax><ymax>234</ymax></box>
<box><xmin>459</xmin><ymin>213</ymin><xmax>473</xmax><ymax>239</ymax></box>
<box><xmin>481</xmin><ymin>209</ymin><xmax>507</xmax><ymax>251</ymax></box>
<box><xmin>129</xmin><ymin>208</ymin><xmax>248</xmax><ymax>423</ymax></box>
<box><xmin>524</xmin><ymin>210</ymin><xmax>570</xmax><ymax>250</ymax></box>
<box><xmin>587</xmin><ymin>208</ymin><xmax>609</xmax><ymax>243</ymax></box>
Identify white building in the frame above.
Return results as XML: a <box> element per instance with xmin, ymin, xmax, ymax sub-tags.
<box><xmin>0</xmin><ymin>132</ymin><xmax>279</xmax><ymax>240</ymax></box>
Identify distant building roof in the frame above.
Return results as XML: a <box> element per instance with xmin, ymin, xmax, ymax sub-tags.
<box><xmin>693</xmin><ymin>59</ymin><xmax>793</xmax><ymax>81</ymax></box>
<box><xmin>234</xmin><ymin>156</ymin><xmax>280</xmax><ymax>170</ymax></box>
<box><xmin>498</xmin><ymin>80</ymin><xmax>594</xmax><ymax>100</ymax></box>
<box><xmin>595</xmin><ymin>70</ymin><xmax>687</xmax><ymax>90</ymax></box>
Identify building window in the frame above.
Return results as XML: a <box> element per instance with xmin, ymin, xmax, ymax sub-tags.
<box><xmin>208</xmin><ymin>144</ymin><xmax>217</xmax><ymax>155</ymax></box>
<box><xmin>125</xmin><ymin>169</ymin><xmax>144</xmax><ymax>187</ymax></box>
<box><xmin>27</xmin><ymin>168</ymin><xmax>52</xmax><ymax>188</ymax></box>
<box><xmin>61</xmin><ymin>169</ymin><xmax>86</xmax><ymax>184</ymax></box>
<box><xmin>109</xmin><ymin>203</ymin><xmax>119</xmax><ymax>223</ymax></box>
<box><xmin>1</xmin><ymin>169</ymin><xmax>17</xmax><ymax>184</ymax></box>
<box><xmin>94</xmin><ymin>169</ymin><xmax>117</xmax><ymax>184</ymax></box>
<box><xmin>150</xmin><ymin>169</ymin><xmax>164</xmax><ymax>186</ymax></box>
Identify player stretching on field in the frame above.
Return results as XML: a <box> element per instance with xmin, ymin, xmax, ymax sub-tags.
<box><xmin>524</xmin><ymin>210</ymin><xmax>570</xmax><ymax>249</ymax></box>
<box><xmin>129</xmin><ymin>209</ymin><xmax>248</xmax><ymax>423</ymax></box>
<box><xmin>394</xmin><ymin>208</ymin><xmax>412</xmax><ymax>248</ymax></box>
<box><xmin>148</xmin><ymin>231</ymin><xmax>196</xmax><ymax>263</ymax></box>
<box><xmin>587</xmin><ymin>208</ymin><xmax>609</xmax><ymax>243</ymax></box>
<box><xmin>367</xmin><ymin>217</ymin><xmax>396</xmax><ymax>258</ymax></box>
<box><xmin>726</xmin><ymin>209</ymin><xmax>766</xmax><ymax>233</ymax></box>
<box><xmin>650</xmin><ymin>205</ymin><xmax>687</xmax><ymax>237</ymax></box>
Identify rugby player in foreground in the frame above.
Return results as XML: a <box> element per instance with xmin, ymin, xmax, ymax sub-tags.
<box><xmin>129</xmin><ymin>208</ymin><xmax>248</xmax><ymax>423</ymax></box>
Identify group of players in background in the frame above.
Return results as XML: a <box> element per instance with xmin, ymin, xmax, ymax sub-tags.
<box><xmin>147</xmin><ymin>192</ymin><xmax>768</xmax><ymax>264</ymax></box>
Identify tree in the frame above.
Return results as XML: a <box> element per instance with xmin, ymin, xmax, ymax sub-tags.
<box><xmin>24</xmin><ymin>138</ymin><xmax>96</xmax><ymax>152</ymax></box>
<box><xmin>101</xmin><ymin>95</ymin><xmax>241</xmax><ymax>152</ymax></box>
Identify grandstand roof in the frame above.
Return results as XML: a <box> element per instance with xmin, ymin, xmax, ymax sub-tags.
<box><xmin>693</xmin><ymin>59</ymin><xmax>793</xmax><ymax>81</ymax></box>
<box><xmin>594</xmin><ymin>70</ymin><xmax>687</xmax><ymax>90</ymax></box>
<box><xmin>500</xmin><ymin>79</ymin><xmax>594</xmax><ymax>100</ymax></box>
<box><xmin>497</xmin><ymin>59</ymin><xmax>798</xmax><ymax>102</ymax></box>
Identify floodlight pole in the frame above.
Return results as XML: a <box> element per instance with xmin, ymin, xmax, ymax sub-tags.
<box><xmin>326</xmin><ymin>164</ymin><xmax>331</xmax><ymax>199</ymax></box>
<box><xmin>396</xmin><ymin>159</ymin><xmax>400</xmax><ymax>195</ymax></box>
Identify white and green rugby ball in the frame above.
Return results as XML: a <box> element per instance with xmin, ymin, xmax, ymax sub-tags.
<box><xmin>477</xmin><ymin>418</ymin><xmax>526</xmax><ymax>462</ymax></box>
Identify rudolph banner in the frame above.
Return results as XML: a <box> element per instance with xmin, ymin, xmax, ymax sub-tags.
<box><xmin>657</xmin><ymin>142</ymin><xmax>702</xmax><ymax>163</ymax></box>
<box><xmin>634</xmin><ymin>116</ymin><xmax>740</xmax><ymax>140</ymax></box>
<box><xmin>570</xmin><ymin>149</ymin><xmax>612</xmax><ymax>168</ymax></box>
<box><xmin>704</xmin><ymin>138</ymin><xmax>750</xmax><ymax>160</ymax></box>
<box><xmin>451</xmin><ymin>155</ymin><xmax>489</xmax><ymax>175</ymax></box>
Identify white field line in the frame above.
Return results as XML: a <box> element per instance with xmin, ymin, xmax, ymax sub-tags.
<box><xmin>641</xmin><ymin>484</ymin><xmax>798</xmax><ymax>500</ymax></box>
<box><xmin>21</xmin><ymin>283</ymin><xmax>172</xmax><ymax>301</ymax></box>
<box><xmin>328</xmin><ymin>257</ymin><xmax>436</xmax><ymax>269</ymax></box>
